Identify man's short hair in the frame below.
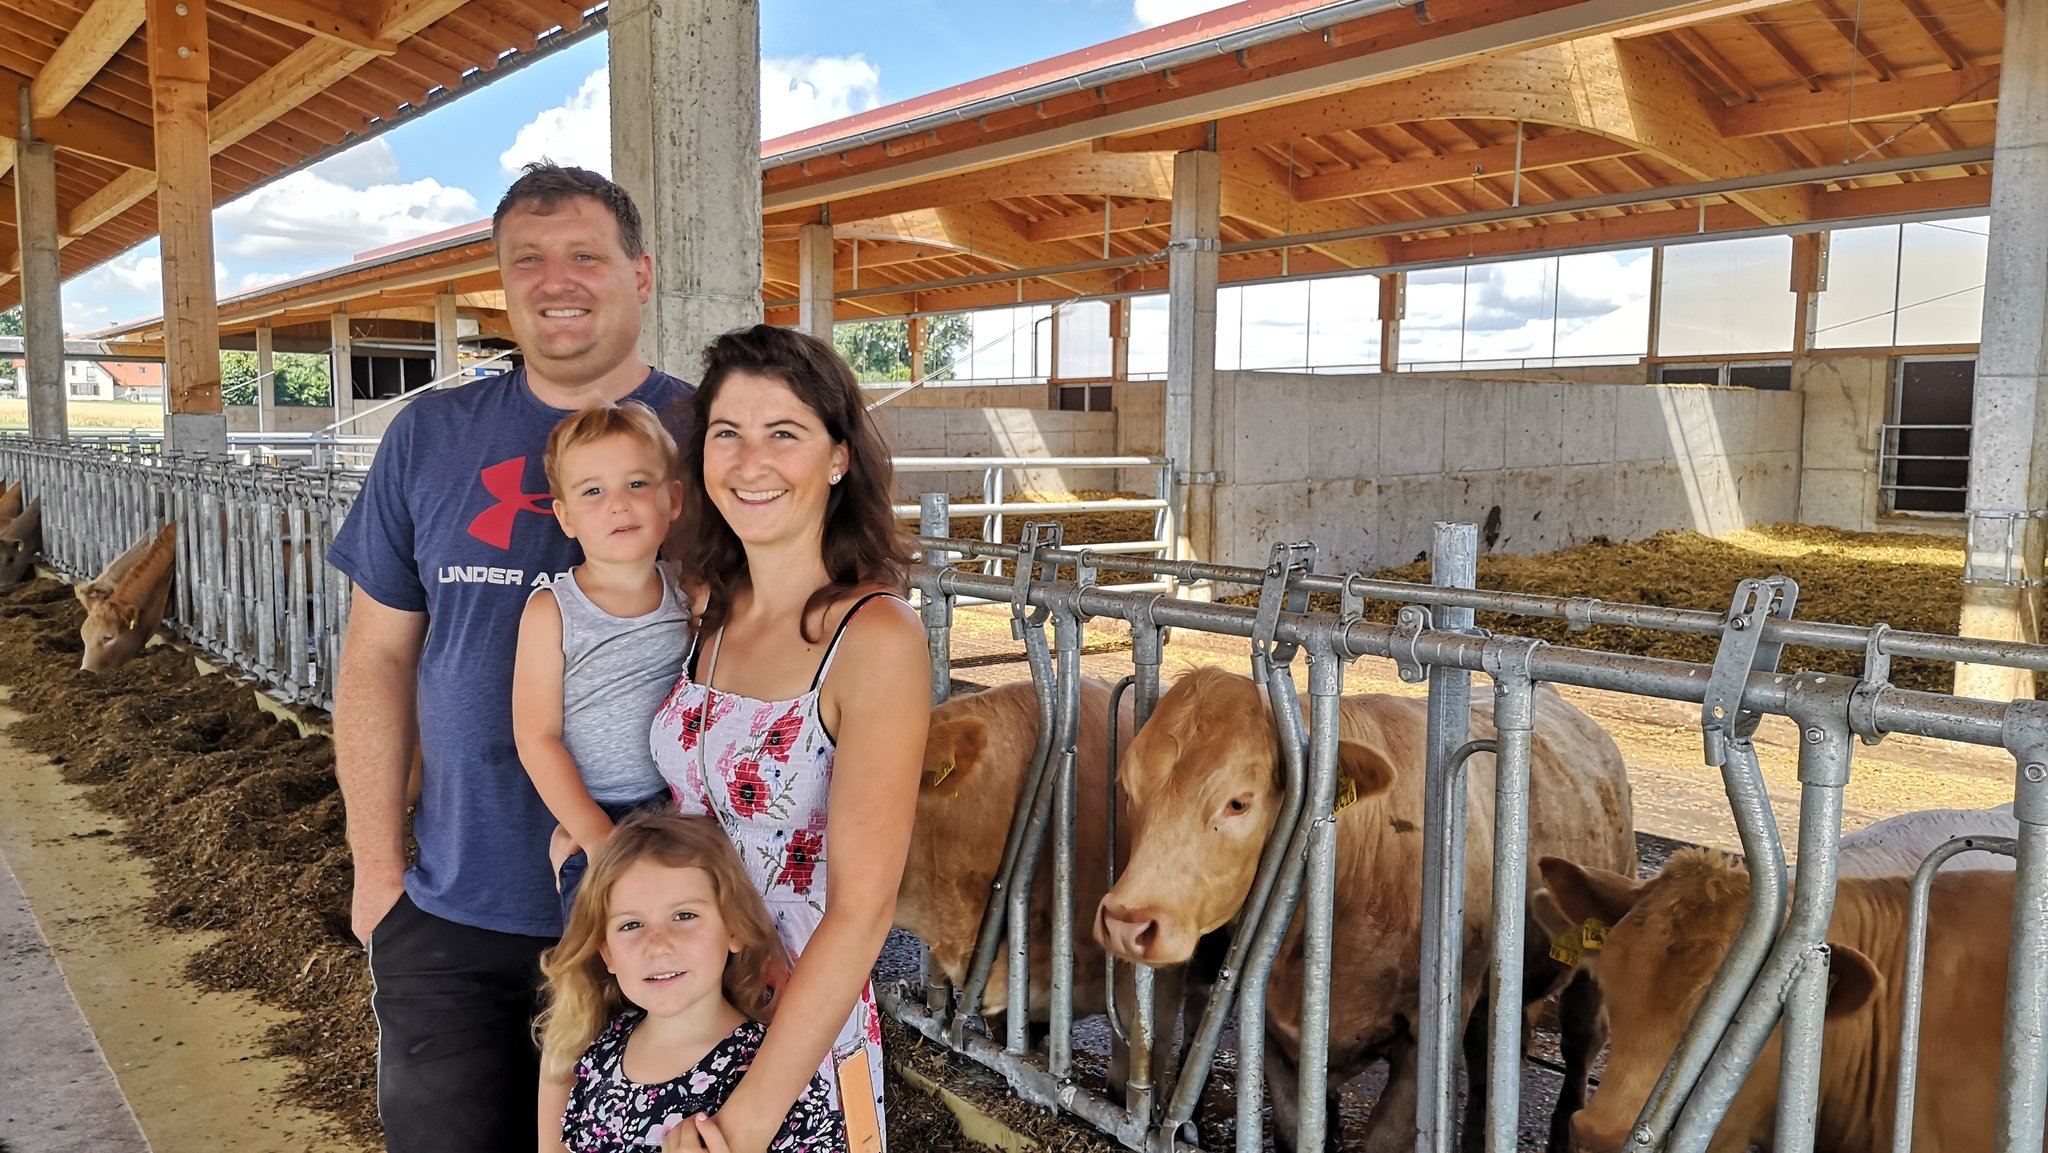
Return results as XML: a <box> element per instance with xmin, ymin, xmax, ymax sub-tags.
<box><xmin>492</xmin><ymin>162</ymin><xmax>646</xmax><ymax>259</ymax></box>
<box><xmin>542</xmin><ymin>402</ymin><xmax>680</xmax><ymax>501</ymax></box>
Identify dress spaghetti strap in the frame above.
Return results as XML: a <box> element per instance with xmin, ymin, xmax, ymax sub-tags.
<box><xmin>809</xmin><ymin>592</ymin><xmax>904</xmax><ymax>691</ymax></box>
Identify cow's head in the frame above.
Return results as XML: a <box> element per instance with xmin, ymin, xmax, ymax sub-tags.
<box><xmin>0</xmin><ymin>499</ymin><xmax>43</xmax><ymax>589</ymax></box>
<box><xmin>1096</xmin><ymin>666</ymin><xmax>1393</xmax><ymax>966</ymax></box>
<box><xmin>78</xmin><ymin>523</ymin><xmax>178</xmax><ymax>672</ymax></box>
<box><xmin>1539</xmin><ymin>851</ymin><xmax>1882</xmax><ymax>1153</ymax></box>
<box><xmin>0</xmin><ymin>481</ymin><xmax>22</xmax><ymax>530</ymax></box>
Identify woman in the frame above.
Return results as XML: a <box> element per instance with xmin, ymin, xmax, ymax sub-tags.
<box><xmin>650</xmin><ymin>324</ymin><xmax>928</xmax><ymax>1153</ymax></box>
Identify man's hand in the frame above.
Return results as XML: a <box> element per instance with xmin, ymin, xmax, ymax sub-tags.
<box><xmin>352</xmin><ymin>868</ymin><xmax>407</xmax><ymax>945</ymax></box>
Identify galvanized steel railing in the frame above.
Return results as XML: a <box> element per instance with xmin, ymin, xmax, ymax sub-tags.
<box><xmin>893</xmin><ymin>495</ymin><xmax>2048</xmax><ymax>1153</ymax></box>
<box><xmin>0</xmin><ymin>437</ymin><xmax>357</xmax><ymax>709</ymax></box>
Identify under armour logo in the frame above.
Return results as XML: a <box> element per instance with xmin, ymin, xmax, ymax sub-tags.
<box><xmin>466</xmin><ymin>457</ymin><xmax>554</xmax><ymax>549</ymax></box>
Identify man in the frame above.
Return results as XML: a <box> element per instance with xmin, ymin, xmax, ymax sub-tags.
<box><xmin>328</xmin><ymin>163</ymin><xmax>695</xmax><ymax>1153</ymax></box>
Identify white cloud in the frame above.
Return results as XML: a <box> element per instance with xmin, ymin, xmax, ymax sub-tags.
<box><xmin>499</xmin><ymin>68</ymin><xmax>611</xmax><ymax>175</ymax></box>
<box><xmin>236</xmin><ymin>268</ymin><xmax>314</xmax><ymax>293</ymax></box>
<box><xmin>305</xmin><ymin>137</ymin><xmax>403</xmax><ymax>188</ymax></box>
<box><xmin>1132</xmin><ymin>0</ymin><xmax>1240</xmax><ymax>28</ymax></box>
<box><xmin>762</xmin><ymin>55</ymin><xmax>883</xmax><ymax>139</ymax></box>
<box><xmin>498</xmin><ymin>56</ymin><xmax>887</xmax><ymax>177</ymax></box>
<box><xmin>62</xmin><ymin>297</ymin><xmax>112</xmax><ymax>334</ymax></box>
<box><xmin>214</xmin><ymin>169</ymin><xmax>479</xmax><ymax>262</ymax></box>
<box><xmin>98</xmin><ymin>252</ymin><xmax>162</xmax><ymax>296</ymax></box>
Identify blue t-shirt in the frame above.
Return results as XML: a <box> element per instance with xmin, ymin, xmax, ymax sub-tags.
<box><xmin>328</xmin><ymin>367</ymin><xmax>695</xmax><ymax>937</ymax></box>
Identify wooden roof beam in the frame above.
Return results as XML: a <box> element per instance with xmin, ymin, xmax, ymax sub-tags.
<box><xmin>1894</xmin><ymin>0</ymin><xmax>1969</xmax><ymax>72</ymax></box>
<box><xmin>1810</xmin><ymin>0</ymin><xmax>1896</xmax><ymax>82</ymax></box>
<box><xmin>1024</xmin><ymin>198</ymin><xmax>1170</xmax><ymax>243</ymax></box>
<box><xmin>1667</xmin><ymin>28</ymin><xmax>1755</xmax><ymax>101</ymax></box>
<box><xmin>823</xmin><ymin>149</ymin><xmax>1175</xmax><ymax>224</ymax></box>
<box><xmin>1740</xmin><ymin>14</ymin><xmax>1822</xmax><ymax>94</ymax></box>
<box><xmin>1717</xmin><ymin>66</ymin><xmax>1998</xmax><ymax>137</ymax></box>
<box><xmin>215</xmin><ymin>0</ymin><xmax>398</xmax><ymax>53</ymax></box>
<box><xmin>1218</xmin><ymin>150</ymin><xmax>1391</xmax><ymax>268</ymax></box>
<box><xmin>1296</xmin><ymin>134</ymin><xmax>1637</xmax><ymax>203</ymax></box>
<box><xmin>0</xmin><ymin>70</ymin><xmax>155</xmax><ymax>170</ymax></box>
<box><xmin>0</xmin><ymin>0</ymin><xmax>145</xmax><ymax>179</ymax></box>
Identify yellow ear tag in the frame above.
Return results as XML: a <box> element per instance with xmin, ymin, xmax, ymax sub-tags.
<box><xmin>1580</xmin><ymin>918</ymin><xmax>1609</xmax><ymax>951</ymax></box>
<box><xmin>127</xmin><ymin>616</ymin><xmax>138</xmax><ymax>629</ymax></box>
<box><xmin>1332</xmin><ymin>776</ymin><xmax>1359</xmax><ymax>817</ymax></box>
<box><xmin>1548</xmin><ymin>926</ymin><xmax>1584</xmax><ymax>966</ymax></box>
<box><xmin>926</xmin><ymin>759</ymin><xmax>954</xmax><ymax>788</ymax></box>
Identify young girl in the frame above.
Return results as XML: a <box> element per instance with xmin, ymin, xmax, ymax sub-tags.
<box><xmin>513</xmin><ymin>403</ymin><xmax>691</xmax><ymax>924</ymax></box>
<box><xmin>652</xmin><ymin>325</ymin><xmax>930</xmax><ymax>1153</ymax></box>
<box><xmin>537</xmin><ymin>809</ymin><xmax>844</xmax><ymax>1152</ymax></box>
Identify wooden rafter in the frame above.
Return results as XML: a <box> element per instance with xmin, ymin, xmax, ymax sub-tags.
<box><xmin>215</xmin><ymin>0</ymin><xmax>397</xmax><ymax>53</ymax></box>
<box><xmin>1718</xmin><ymin>66</ymin><xmax>1998</xmax><ymax>137</ymax></box>
<box><xmin>1295</xmin><ymin>133</ymin><xmax>1636</xmax><ymax>203</ymax></box>
<box><xmin>1217</xmin><ymin>150</ymin><xmax>1390</xmax><ymax>268</ymax></box>
<box><xmin>1810</xmin><ymin>0</ymin><xmax>1896</xmax><ymax>82</ymax></box>
<box><xmin>1668</xmin><ymin>28</ymin><xmax>1755</xmax><ymax>101</ymax></box>
<box><xmin>1740</xmin><ymin>13</ymin><xmax>1823</xmax><ymax>93</ymax></box>
<box><xmin>1894</xmin><ymin>0</ymin><xmax>1968</xmax><ymax>71</ymax></box>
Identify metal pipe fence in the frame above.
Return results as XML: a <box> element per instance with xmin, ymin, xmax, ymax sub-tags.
<box><xmin>0</xmin><ymin>437</ymin><xmax>358</xmax><ymax>708</ymax></box>
<box><xmin>891</xmin><ymin>494</ymin><xmax>2048</xmax><ymax>1153</ymax></box>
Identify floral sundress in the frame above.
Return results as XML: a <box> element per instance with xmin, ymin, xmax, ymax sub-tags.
<box><xmin>562</xmin><ymin>1014</ymin><xmax>842</xmax><ymax>1151</ymax></box>
<box><xmin>648</xmin><ymin>593</ymin><xmax>899</xmax><ymax>1151</ymax></box>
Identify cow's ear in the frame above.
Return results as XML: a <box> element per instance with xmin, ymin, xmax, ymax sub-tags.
<box><xmin>1336</xmin><ymin>740</ymin><xmax>1397</xmax><ymax>802</ymax></box>
<box><xmin>1539</xmin><ymin>856</ymin><xmax>1644</xmax><ymax>927</ymax></box>
<box><xmin>922</xmin><ymin>714</ymin><xmax>987</xmax><ymax>790</ymax></box>
<box><xmin>1824</xmin><ymin>942</ymin><xmax>1882</xmax><ymax>1019</ymax></box>
<box><xmin>1529</xmin><ymin>887</ymin><xmax>1576</xmax><ymax>939</ymax></box>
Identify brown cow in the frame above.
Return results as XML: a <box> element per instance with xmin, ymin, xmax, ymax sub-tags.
<box><xmin>0</xmin><ymin>482</ymin><xmax>22</xmax><ymax>531</ymax></box>
<box><xmin>1097</xmin><ymin>666</ymin><xmax>1635</xmax><ymax>1152</ymax></box>
<box><xmin>0</xmin><ymin>499</ymin><xmax>42</xmax><ymax>588</ymax></box>
<box><xmin>1541</xmin><ymin>849</ymin><xmax>2017</xmax><ymax>1153</ymax></box>
<box><xmin>77</xmin><ymin>523</ymin><xmax>178</xmax><ymax>672</ymax></box>
<box><xmin>902</xmin><ymin>677</ymin><xmax>1178</xmax><ymax>1083</ymax></box>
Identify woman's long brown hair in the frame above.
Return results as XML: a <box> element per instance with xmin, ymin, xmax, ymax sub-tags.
<box><xmin>674</xmin><ymin>324</ymin><xmax>911</xmax><ymax>641</ymax></box>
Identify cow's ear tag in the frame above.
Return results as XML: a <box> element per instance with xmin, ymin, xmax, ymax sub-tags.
<box><xmin>1548</xmin><ymin>926</ymin><xmax>1583</xmax><ymax>966</ymax></box>
<box><xmin>926</xmin><ymin>759</ymin><xmax>955</xmax><ymax>789</ymax></box>
<box><xmin>126</xmin><ymin>615</ymin><xmax>138</xmax><ymax>629</ymax></box>
<box><xmin>1580</xmin><ymin>918</ymin><xmax>1609</xmax><ymax>951</ymax></box>
<box><xmin>1332</xmin><ymin>776</ymin><xmax>1359</xmax><ymax>816</ymax></box>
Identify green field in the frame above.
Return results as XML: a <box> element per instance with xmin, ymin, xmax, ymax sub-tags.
<box><xmin>0</xmin><ymin>398</ymin><xmax>164</xmax><ymax>430</ymax></box>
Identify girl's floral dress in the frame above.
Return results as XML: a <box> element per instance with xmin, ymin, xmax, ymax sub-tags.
<box><xmin>649</xmin><ymin>594</ymin><xmax>899</xmax><ymax>1150</ymax></box>
<box><xmin>562</xmin><ymin>1013</ymin><xmax>841</xmax><ymax>1151</ymax></box>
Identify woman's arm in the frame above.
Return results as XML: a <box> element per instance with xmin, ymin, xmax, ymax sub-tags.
<box><xmin>537</xmin><ymin>1068</ymin><xmax>573</xmax><ymax>1153</ymax></box>
<box><xmin>512</xmin><ymin>592</ymin><xmax>616</xmax><ymax>854</ymax></box>
<box><xmin>711</xmin><ymin>597</ymin><xmax>929</xmax><ymax>1153</ymax></box>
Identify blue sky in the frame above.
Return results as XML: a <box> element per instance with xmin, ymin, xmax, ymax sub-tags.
<box><xmin>62</xmin><ymin>0</ymin><xmax>1231</xmax><ymax>332</ymax></box>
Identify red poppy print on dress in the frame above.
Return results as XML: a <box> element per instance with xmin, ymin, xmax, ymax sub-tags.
<box><xmin>775</xmin><ymin>814</ymin><xmax>829</xmax><ymax>895</ymax></box>
<box><xmin>667</xmin><ymin>691</ymin><xmax>734</xmax><ymax>753</ymax></box>
<box><xmin>753</xmin><ymin>703</ymin><xmax>806</xmax><ymax>763</ymax></box>
<box><xmin>724</xmin><ymin>747</ymin><xmax>775</xmax><ymax>818</ymax></box>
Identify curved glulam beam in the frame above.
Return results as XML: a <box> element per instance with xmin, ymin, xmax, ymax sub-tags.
<box><xmin>790</xmin><ymin>148</ymin><xmax>1177</xmax><ymax>226</ymax></box>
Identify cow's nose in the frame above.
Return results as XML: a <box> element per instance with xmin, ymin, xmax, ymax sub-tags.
<box><xmin>1097</xmin><ymin>899</ymin><xmax>1160</xmax><ymax>962</ymax></box>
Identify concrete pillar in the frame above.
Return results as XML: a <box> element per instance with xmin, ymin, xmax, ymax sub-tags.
<box><xmin>149</xmin><ymin>0</ymin><xmax>226</xmax><ymax>456</ymax></box>
<box><xmin>434</xmin><ymin>291</ymin><xmax>460</xmax><ymax>382</ymax></box>
<box><xmin>255</xmin><ymin>322</ymin><xmax>276</xmax><ymax>433</ymax></box>
<box><xmin>1111</xmin><ymin>298</ymin><xmax>1131</xmax><ymax>383</ymax></box>
<box><xmin>1166</xmin><ymin>148</ymin><xmax>1220</xmax><ymax>579</ymax></box>
<box><xmin>329</xmin><ymin>310</ymin><xmax>352</xmax><ymax>427</ymax></box>
<box><xmin>796</xmin><ymin>223</ymin><xmax>834</xmax><ymax>344</ymax></box>
<box><xmin>1957</xmin><ymin>0</ymin><xmax>2048</xmax><ymax>700</ymax></box>
<box><xmin>609</xmin><ymin>0</ymin><xmax>762</xmax><ymax>376</ymax></box>
<box><xmin>12</xmin><ymin>138</ymin><xmax>64</xmax><ymax>440</ymax></box>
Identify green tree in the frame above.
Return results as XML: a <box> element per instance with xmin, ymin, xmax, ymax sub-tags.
<box><xmin>219</xmin><ymin>349</ymin><xmax>332</xmax><ymax>407</ymax></box>
<box><xmin>0</xmin><ymin>307</ymin><xmax>21</xmax><ymax>337</ymax></box>
<box><xmin>831</xmin><ymin>314</ymin><xmax>971</xmax><ymax>384</ymax></box>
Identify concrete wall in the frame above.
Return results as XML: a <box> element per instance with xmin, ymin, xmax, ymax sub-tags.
<box><xmin>873</xmin><ymin>406</ymin><xmax>1119</xmax><ymax>499</ymax></box>
<box><xmin>1793</xmin><ymin>354</ymin><xmax>1890</xmax><ymax>532</ymax></box>
<box><xmin>1208</xmin><ymin>371</ymin><xmax>1804</xmax><ymax>572</ymax></box>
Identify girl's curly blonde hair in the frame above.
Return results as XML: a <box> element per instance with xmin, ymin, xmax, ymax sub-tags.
<box><xmin>535</xmin><ymin>810</ymin><xmax>783</xmax><ymax>1079</ymax></box>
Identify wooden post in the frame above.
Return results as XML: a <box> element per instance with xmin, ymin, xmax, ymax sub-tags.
<box><xmin>1645</xmin><ymin>246</ymin><xmax>1666</xmax><ymax>370</ymax></box>
<box><xmin>1790</xmin><ymin>232</ymin><xmax>1829</xmax><ymax>356</ymax></box>
<box><xmin>1378</xmin><ymin>272</ymin><xmax>1405</xmax><ymax>374</ymax></box>
<box><xmin>330</xmin><ymin>309</ymin><xmax>352</xmax><ymax>427</ymax></box>
<box><xmin>907</xmin><ymin>315</ymin><xmax>925</xmax><ymax>383</ymax></box>
<box><xmin>148</xmin><ymin>0</ymin><xmax>225</xmax><ymax>455</ymax></box>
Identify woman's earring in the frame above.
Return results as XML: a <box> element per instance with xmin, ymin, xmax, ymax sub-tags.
<box><xmin>830</xmin><ymin>472</ymin><xmax>842</xmax><ymax>485</ymax></box>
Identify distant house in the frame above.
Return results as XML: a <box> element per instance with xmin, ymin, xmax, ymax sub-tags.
<box><xmin>99</xmin><ymin>361</ymin><xmax>165</xmax><ymax>403</ymax></box>
<box><xmin>64</xmin><ymin>359</ymin><xmax>113</xmax><ymax>400</ymax></box>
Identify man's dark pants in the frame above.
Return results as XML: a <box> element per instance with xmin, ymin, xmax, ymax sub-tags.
<box><xmin>368</xmin><ymin>893</ymin><xmax>551</xmax><ymax>1153</ymax></box>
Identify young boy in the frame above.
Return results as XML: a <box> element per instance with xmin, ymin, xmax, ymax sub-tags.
<box><xmin>513</xmin><ymin>402</ymin><xmax>692</xmax><ymax>925</ymax></box>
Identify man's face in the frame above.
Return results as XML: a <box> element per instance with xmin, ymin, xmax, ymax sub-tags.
<box><xmin>496</xmin><ymin>195</ymin><xmax>652</xmax><ymax>387</ymax></box>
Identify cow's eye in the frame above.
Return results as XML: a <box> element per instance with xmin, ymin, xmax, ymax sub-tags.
<box><xmin>1226</xmin><ymin>796</ymin><xmax>1250</xmax><ymax>815</ymax></box>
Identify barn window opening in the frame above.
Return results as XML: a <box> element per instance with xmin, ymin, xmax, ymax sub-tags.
<box><xmin>1882</xmin><ymin>357</ymin><xmax>1974</xmax><ymax>516</ymax></box>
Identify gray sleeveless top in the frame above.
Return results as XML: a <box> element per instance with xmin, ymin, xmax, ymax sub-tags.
<box><xmin>542</xmin><ymin>566</ymin><xmax>691</xmax><ymax>803</ymax></box>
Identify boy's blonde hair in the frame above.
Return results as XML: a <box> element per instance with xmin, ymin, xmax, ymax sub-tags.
<box><xmin>535</xmin><ymin>810</ymin><xmax>783</xmax><ymax>1080</ymax></box>
<box><xmin>542</xmin><ymin>402</ymin><xmax>681</xmax><ymax>500</ymax></box>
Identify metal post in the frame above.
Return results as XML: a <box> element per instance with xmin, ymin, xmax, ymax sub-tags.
<box><xmin>1048</xmin><ymin>592</ymin><xmax>1084</xmax><ymax>1076</ymax></box>
<box><xmin>1774</xmin><ymin>945</ymin><xmax>1832</xmax><ymax>1153</ymax></box>
<box><xmin>919</xmin><ymin>493</ymin><xmax>954</xmax><ymax>706</ymax></box>
<box><xmin>1998</xmin><ymin>701</ymin><xmax>2048</xmax><ymax>1153</ymax></box>
<box><xmin>1670</xmin><ymin>673</ymin><xmax>1855</xmax><ymax>1153</ymax></box>
<box><xmin>1483</xmin><ymin>641</ymin><xmax>1543</xmax><ymax>1153</ymax></box>
<box><xmin>1417</xmin><ymin>521</ymin><xmax>1478</xmax><ymax>1153</ymax></box>
<box><xmin>1291</xmin><ymin>639</ymin><xmax>1345</xmax><ymax>1153</ymax></box>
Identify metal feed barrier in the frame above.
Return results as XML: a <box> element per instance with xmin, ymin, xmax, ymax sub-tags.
<box><xmin>896</xmin><ymin>493</ymin><xmax>2048</xmax><ymax>1153</ymax></box>
<box><xmin>0</xmin><ymin>437</ymin><xmax>358</xmax><ymax>709</ymax></box>
<box><xmin>3</xmin><ymin>428</ymin><xmax>2046</xmax><ymax>1151</ymax></box>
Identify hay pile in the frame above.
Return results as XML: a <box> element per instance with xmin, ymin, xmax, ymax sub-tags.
<box><xmin>1360</xmin><ymin>524</ymin><xmax>1988</xmax><ymax>695</ymax></box>
<box><xmin>941</xmin><ymin>489</ymin><xmax>1162</xmax><ymax>589</ymax></box>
